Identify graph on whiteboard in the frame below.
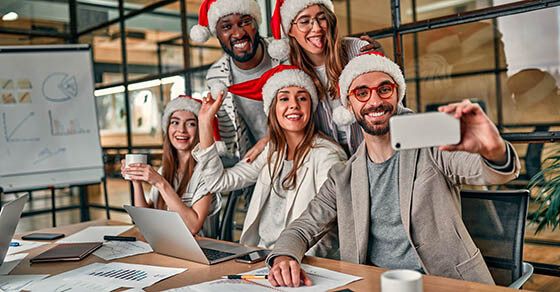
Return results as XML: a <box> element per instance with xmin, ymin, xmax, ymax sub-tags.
<box><xmin>42</xmin><ymin>72</ymin><xmax>78</xmax><ymax>102</ymax></box>
<box><xmin>48</xmin><ymin>110</ymin><xmax>90</xmax><ymax>136</ymax></box>
<box><xmin>2</xmin><ymin>111</ymin><xmax>40</xmax><ymax>143</ymax></box>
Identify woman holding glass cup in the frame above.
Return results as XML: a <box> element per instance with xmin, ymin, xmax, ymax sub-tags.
<box><xmin>121</xmin><ymin>96</ymin><xmax>220</xmax><ymax>237</ymax></box>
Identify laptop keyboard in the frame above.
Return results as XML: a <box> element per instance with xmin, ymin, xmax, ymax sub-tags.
<box><xmin>201</xmin><ymin>247</ymin><xmax>236</xmax><ymax>261</ymax></box>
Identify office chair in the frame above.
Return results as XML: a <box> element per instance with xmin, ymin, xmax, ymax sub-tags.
<box><xmin>460</xmin><ymin>189</ymin><xmax>533</xmax><ymax>289</ymax></box>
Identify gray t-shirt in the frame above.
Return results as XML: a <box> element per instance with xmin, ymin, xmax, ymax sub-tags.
<box><xmin>231</xmin><ymin>42</ymin><xmax>272</xmax><ymax>144</ymax></box>
<box><xmin>257</xmin><ymin>160</ymin><xmax>293</xmax><ymax>249</ymax></box>
<box><xmin>366</xmin><ymin>152</ymin><xmax>423</xmax><ymax>271</ymax></box>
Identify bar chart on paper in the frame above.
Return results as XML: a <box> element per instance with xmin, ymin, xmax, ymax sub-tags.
<box><xmin>73</xmin><ymin>262</ymin><xmax>187</xmax><ymax>288</ymax></box>
<box><xmin>88</xmin><ymin>268</ymin><xmax>148</xmax><ymax>281</ymax></box>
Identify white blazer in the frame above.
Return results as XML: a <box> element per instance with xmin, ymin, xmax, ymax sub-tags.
<box><xmin>192</xmin><ymin>136</ymin><xmax>347</xmax><ymax>254</ymax></box>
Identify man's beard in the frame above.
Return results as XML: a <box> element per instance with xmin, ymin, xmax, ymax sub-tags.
<box><xmin>220</xmin><ymin>34</ymin><xmax>261</xmax><ymax>63</ymax></box>
<box><xmin>355</xmin><ymin>103</ymin><xmax>395</xmax><ymax>136</ymax></box>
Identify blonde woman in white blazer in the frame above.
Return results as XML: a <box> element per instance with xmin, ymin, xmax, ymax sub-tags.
<box><xmin>193</xmin><ymin>65</ymin><xmax>347</xmax><ymax>257</ymax></box>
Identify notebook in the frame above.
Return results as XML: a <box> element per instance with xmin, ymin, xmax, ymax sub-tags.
<box><xmin>29</xmin><ymin>242</ymin><xmax>102</xmax><ymax>263</ymax></box>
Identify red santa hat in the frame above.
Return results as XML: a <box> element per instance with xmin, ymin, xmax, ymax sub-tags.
<box><xmin>162</xmin><ymin>95</ymin><xmax>227</xmax><ymax>156</ymax></box>
<box><xmin>223</xmin><ymin>65</ymin><xmax>318</xmax><ymax>116</ymax></box>
<box><xmin>268</xmin><ymin>0</ymin><xmax>334</xmax><ymax>60</ymax></box>
<box><xmin>190</xmin><ymin>0</ymin><xmax>262</xmax><ymax>44</ymax></box>
<box><xmin>333</xmin><ymin>51</ymin><xmax>406</xmax><ymax>126</ymax></box>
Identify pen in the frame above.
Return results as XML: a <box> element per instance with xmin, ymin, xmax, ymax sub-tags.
<box><xmin>224</xmin><ymin>274</ymin><xmax>268</xmax><ymax>280</ymax></box>
<box><xmin>103</xmin><ymin>235</ymin><xmax>136</xmax><ymax>241</ymax></box>
<box><xmin>9</xmin><ymin>242</ymin><xmax>20</xmax><ymax>247</ymax></box>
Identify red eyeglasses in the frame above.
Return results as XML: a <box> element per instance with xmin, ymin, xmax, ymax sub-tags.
<box><xmin>349</xmin><ymin>83</ymin><xmax>396</xmax><ymax>102</ymax></box>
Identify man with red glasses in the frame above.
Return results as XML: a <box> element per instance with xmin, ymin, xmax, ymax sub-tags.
<box><xmin>266</xmin><ymin>52</ymin><xmax>520</xmax><ymax>287</ymax></box>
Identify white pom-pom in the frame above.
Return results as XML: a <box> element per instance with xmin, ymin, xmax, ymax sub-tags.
<box><xmin>332</xmin><ymin>106</ymin><xmax>355</xmax><ymax>126</ymax></box>
<box><xmin>215</xmin><ymin>141</ymin><xmax>229</xmax><ymax>157</ymax></box>
<box><xmin>190</xmin><ymin>24</ymin><xmax>210</xmax><ymax>43</ymax></box>
<box><xmin>268</xmin><ymin>38</ymin><xmax>290</xmax><ymax>60</ymax></box>
<box><xmin>208</xmin><ymin>80</ymin><xmax>228</xmax><ymax>99</ymax></box>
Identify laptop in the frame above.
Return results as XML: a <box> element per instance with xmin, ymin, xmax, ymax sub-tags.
<box><xmin>0</xmin><ymin>194</ymin><xmax>28</xmax><ymax>266</ymax></box>
<box><xmin>124</xmin><ymin>205</ymin><xmax>256</xmax><ymax>265</ymax></box>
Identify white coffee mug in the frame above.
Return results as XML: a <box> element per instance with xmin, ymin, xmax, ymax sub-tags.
<box><xmin>124</xmin><ymin>154</ymin><xmax>147</xmax><ymax>180</ymax></box>
<box><xmin>381</xmin><ymin>269</ymin><xmax>423</xmax><ymax>292</ymax></box>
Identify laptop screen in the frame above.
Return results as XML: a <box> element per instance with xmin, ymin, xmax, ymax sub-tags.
<box><xmin>0</xmin><ymin>194</ymin><xmax>27</xmax><ymax>265</ymax></box>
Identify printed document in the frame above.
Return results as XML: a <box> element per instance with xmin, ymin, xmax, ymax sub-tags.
<box><xmin>94</xmin><ymin>240</ymin><xmax>153</xmax><ymax>260</ymax></box>
<box><xmin>0</xmin><ymin>275</ymin><xmax>49</xmax><ymax>292</ymax></box>
<box><xmin>163</xmin><ymin>264</ymin><xmax>362</xmax><ymax>292</ymax></box>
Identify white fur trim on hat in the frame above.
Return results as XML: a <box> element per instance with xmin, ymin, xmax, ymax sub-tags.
<box><xmin>338</xmin><ymin>53</ymin><xmax>406</xmax><ymax>107</ymax></box>
<box><xmin>190</xmin><ymin>24</ymin><xmax>211</xmax><ymax>44</ymax></box>
<box><xmin>208</xmin><ymin>0</ymin><xmax>262</xmax><ymax>35</ymax></box>
<box><xmin>268</xmin><ymin>38</ymin><xmax>290</xmax><ymax>60</ymax></box>
<box><xmin>262</xmin><ymin>69</ymin><xmax>318</xmax><ymax>116</ymax></box>
<box><xmin>332</xmin><ymin>104</ymin><xmax>355</xmax><ymax>126</ymax></box>
<box><xmin>162</xmin><ymin>97</ymin><xmax>202</xmax><ymax>135</ymax></box>
<box><xmin>208</xmin><ymin>80</ymin><xmax>229</xmax><ymax>99</ymax></box>
<box><xmin>280</xmin><ymin>0</ymin><xmax>334</xmax><ymax>34</ymax></box>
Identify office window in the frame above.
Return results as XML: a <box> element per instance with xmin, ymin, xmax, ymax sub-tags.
<box><xmin>0</xmin><ymin>0</ymin><xmax>69</xmax><ymax>33</ymax></box>
<box><xmin>401</xmin><ymin>7</ymin><xmax>560</xmax><ymax>128</ymax></box>
<box><xmin>400</xmin><ymin>0</ymin><xmax>523</xmax><ymax>24</ymax></box>
<box><xmin>0</xmin><ymin>33</ymin><xmax>63</xmax><ymax>46</ymax></box>
<box><xmin>345</xmin><ymin>0</ymin><xmax>392</xmax><ymax>34</ymax></box>
<box><xmin>124</xmin><ymin>3</ymin><xmax>182</xmax><ymax>81</ymax></box>
<box><xmin>96</xmin><ymin>91</ymin><xmax>128</xmax><ymax>147</ymax></box>
<box><xmin>79</xmin><ymin>25</ymin><xmax>124</xmax><ymax>87</ymax></box>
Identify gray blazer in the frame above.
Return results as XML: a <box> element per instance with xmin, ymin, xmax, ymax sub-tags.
<box><xmin>270</xmin><ymin>141</ymin><xmax>520</xmax><ymax>284</ymax></box>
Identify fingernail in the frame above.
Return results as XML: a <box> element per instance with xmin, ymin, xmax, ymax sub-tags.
<box><xmin>246</xmin><ymin>158</ymin><xmax>251</xmax><ymax>163</ymax></box>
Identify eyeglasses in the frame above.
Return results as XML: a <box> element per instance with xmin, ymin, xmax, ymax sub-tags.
<box><xmin>349</xmin><ymin>83</ymin><xmax>396</xmax><ymax>102</ymax></box>
<box><xmin>292</xmin><ymin>14</ymin><xmax>328</xmax><ymax>33</ymax></box>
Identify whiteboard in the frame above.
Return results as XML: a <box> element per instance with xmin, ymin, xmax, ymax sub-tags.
<box><xmin>0</xmin><ymin>45</ymin><xmax>104</xmax><ymax>192</ymax></box>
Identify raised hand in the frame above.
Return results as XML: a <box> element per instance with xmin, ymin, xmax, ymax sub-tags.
<box><xmin>438</xmin><ymin>99</ymin><xmax>507</xmax><ymax>164</ymax></box>
<box><xmin>359</xmin><ymin>35</ymin><xmax>385</xmax><ymax>54</ymax></box>
<box><xmin>199</xmin><ymin>91</ymin><xmax>225</xmax><ymax>150</ymax></box>
<box><xmin>198</xmin><ymin>91</ymin><xmax>225</xmax><ymax>125</ymax></box>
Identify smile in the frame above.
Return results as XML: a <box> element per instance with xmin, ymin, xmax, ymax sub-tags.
<box><xmin>285</xmin><ymin>114</ymin><xmax>303</xmax><ymax>121</ymax></box>
<box><xmin>232</xmin><ymin>39</ymin><xmax>250</xmax><ymax>50</ymax></box>
<box><xmin>366</xmin><ymin>111</ymin><xmax>385</xmax><ymax>118</ymax></box>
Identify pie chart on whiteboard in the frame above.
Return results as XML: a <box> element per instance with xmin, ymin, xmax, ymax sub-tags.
<box><xmin>42</xmin><ymin>72</ymin><xmax>78</xmax><ymax>102</ymax></box>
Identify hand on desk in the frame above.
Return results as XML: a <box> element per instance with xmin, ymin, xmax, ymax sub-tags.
<box><xmin>269</xmin><ymin>256</ymin><xmax>312</xmax><ymax>287</ymax></box>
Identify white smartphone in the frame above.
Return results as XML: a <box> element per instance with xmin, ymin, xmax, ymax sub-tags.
<box><xmin>389</xmin><ymin>112</ymin><xmax>460</xmax><ymax>150</ymax></box>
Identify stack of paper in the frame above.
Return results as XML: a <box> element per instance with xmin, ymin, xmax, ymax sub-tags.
<box><xmin>25</xmin><ymin>262</ymin><xmax>186</xmax><ymax>292</ymax></box>
<box><xmin>163</xmin><ymin>264</ymin><xmax>362</xmax><ymax>292</ymax></box>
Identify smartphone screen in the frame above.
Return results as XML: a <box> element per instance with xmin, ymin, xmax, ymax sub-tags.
<box><xmin>235</xmin><ymin>250</ymin><xmax>270</xmax><ymax>263</ymax></box>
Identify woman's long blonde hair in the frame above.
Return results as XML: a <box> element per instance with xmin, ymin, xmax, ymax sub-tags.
<box><xmin>266</xmin><ymin>93</ymin><xmax>329</xmax><ymax>190</ymax></box>
<box><xmin>288</xmin><ymin>3</ymin><xmax>348</xmax><ymax>100</ymax></box>
<box><xmin>158</xmin><ymin>112</ymin><xmax>198</xmax><ymax>210</ymax></box>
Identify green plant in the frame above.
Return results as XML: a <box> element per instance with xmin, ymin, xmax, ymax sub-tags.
<box><xmin>528</xmin><ymin>144</ymin><xmax>560</xmax><ymax>234</ymax></box>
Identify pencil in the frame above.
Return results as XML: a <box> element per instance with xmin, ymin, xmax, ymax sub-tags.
<box><xmin>224</xmin><ymin>274</ymin><xmax>268</xmax><ymax>280</ymax></box>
